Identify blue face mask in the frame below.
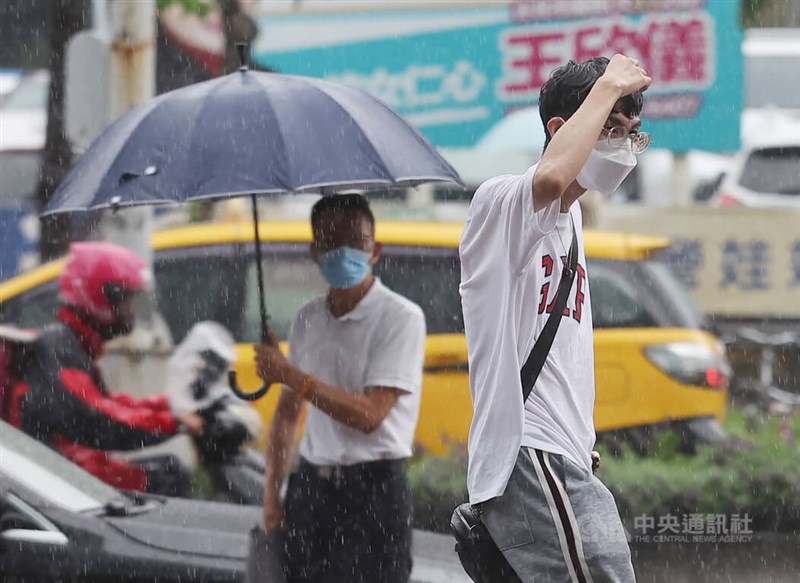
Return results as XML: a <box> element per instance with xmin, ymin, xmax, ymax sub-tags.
<box><xmin>319</xmin><ymin>246</ymin><xmax>372</xmax><ymax>289</ymax></box>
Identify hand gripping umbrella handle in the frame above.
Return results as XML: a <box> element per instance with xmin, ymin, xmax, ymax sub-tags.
<box><xmin>228</xmin><ymin>370</ymin><xmax>273</xmax><ymax>401</ymax></box>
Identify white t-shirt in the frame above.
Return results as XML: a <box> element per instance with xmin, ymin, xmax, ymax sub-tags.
<box><xmin>289</xmin><ymin>278</ymin><xmax>426</xmax><ymax>465</ymax></box>
<box><xmin>459</xmin><ymin>164</ymin><xmax>596</xmax><ymax>504</ymax></box>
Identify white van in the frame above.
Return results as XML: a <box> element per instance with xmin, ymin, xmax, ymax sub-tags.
<box><xmin>709</xmin><ymin>119</ymin><xmax>800</xmax><ymax>209</ymax></box>
<box><xmin>702</xmin><ymin>29</ymin><xmax>800</xmax><ymax>208</ymax></box>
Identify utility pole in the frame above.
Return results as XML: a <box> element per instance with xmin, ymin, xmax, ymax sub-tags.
<box><xmin>99</xmin><ymin>0</ymin><xmax>172</xmax><ymax>394</ymax></box>
<box><xmin>104</xmin><ymin>0</ymin><xmax>156</xmax><ymax>271</ymax></box>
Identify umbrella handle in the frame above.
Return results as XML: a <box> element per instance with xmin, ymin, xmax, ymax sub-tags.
<box><xmin>228</xmin><ymin>370</ymin><xmax>272</xmax><ymax>401</ymax></box>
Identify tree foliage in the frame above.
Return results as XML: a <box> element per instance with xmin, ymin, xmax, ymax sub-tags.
<box><xmin>156</xmin><ymin>0</ymin><xmax>211</xmax><ymax>18</ymax></box>
<box><xmin>408</xmin><ymin>408</ymin><xmax>800</xmax><ymax>534</ymax></box>
<box><xmin>741</xmin><ymin>0</ymin><xmax>800</xmax><ymax>28</ymax></box>
<box><xmin>742</xmin><ymin>0</ymin><xmax>769</xmax><ymax>28</ymax></box>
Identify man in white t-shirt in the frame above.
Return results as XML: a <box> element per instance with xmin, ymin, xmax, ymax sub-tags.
<box><xmin>254</xmin><ymin>193</ymin><xmax>426</xmax><ymax>583</ymax></box>
<box><xmin>459</xmin><ymin>55</ymin><xmax>652</xmax><ymax>582</ymax></box>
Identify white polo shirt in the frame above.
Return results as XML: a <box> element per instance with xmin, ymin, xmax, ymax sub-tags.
<box><xmin>289</xmin><ymin>278</ymin><xmax>426</xmax><ymax>466</ymax></box>
<box><xmin>460</xmin><ymin>164</ymin><xmax>596</xmax><ymax>504</ymax></box>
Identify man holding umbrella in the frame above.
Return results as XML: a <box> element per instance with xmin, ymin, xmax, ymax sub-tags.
<box><xmin>254</xmin><ymin>193</ymin><xmax>427</xmax><ymax>583</ymax></box>
<box><xmin>37</xmin><ymin>64</ymin><xmax>456</xmax><ymax>580</ymax></box>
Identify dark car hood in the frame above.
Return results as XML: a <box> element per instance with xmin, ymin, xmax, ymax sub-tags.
<box><xmin>106</xmin><ymin>497</ymin><xmax>260</xmax><ymax>560</ymax></box>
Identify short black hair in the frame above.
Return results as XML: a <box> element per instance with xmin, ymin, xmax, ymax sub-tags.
<box><xmin>311</xmin><ymin>193</ymin><xmax>375</xmax><ymax>233</ymax></box>
<box><xmin>539</xmin><ymin>57</ymin><xmax>644</xmax><ymax>150</ymax></box>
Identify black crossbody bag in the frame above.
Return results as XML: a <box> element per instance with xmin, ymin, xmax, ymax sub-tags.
<box><xmin>451</xmin><ymin>222</ymin><xmax>578</xmax><ymax>583</ymax></box>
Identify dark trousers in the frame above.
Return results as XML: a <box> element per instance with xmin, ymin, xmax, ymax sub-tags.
<box><xmin>283</xmin><ymin>458</ymin><xmax>413</xmax><ymax>583</ymax></box>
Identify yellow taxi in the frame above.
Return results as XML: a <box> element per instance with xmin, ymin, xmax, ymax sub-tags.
<box><xmin>0</xmin><ymin>221</ymin><xmax>728</xmax><ymax>453</ymax></box>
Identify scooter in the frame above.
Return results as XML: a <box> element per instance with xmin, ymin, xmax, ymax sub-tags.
<box><xmin>165</xmin><ymin>321</ymin><xmax>266</xmax><ymax>505</ymax></box>
<box><xmin>193</xmin><ymin>397</ymin><xmax>266</xmax><ymax>505</ymax></box>
<box><xmin>1</xmin><ymin>320</ymin><xmax>268</xmax><ymax>504</ymax></box>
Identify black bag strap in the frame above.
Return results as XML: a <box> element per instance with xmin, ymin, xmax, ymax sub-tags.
<box><xmin>520</xmin><ymin>220</ymin><xmax>579</xmax><ymax>403</ymax></box>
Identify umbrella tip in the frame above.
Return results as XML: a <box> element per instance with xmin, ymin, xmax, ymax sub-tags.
<box><xmin>236</xmin><ymin>43</ymin><xmax>249</xmax><ymax>71</ymax></box>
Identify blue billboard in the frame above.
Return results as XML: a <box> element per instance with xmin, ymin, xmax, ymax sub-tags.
<box><xmin>252</xmin><ymin>0</ymin><xmax>742</xmax><ymax>152</ymax></box>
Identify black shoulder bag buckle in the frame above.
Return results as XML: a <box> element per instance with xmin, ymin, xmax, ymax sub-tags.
<box><xmin>451</xmin><ymin>220</ymin><xmax>579</xmax><ymax>583</ymax></box>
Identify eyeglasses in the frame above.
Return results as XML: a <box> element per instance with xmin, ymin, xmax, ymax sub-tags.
<box><xmin>605</xmin><ymin>125</ymin><xmax>652</xmax><ymax>154</ymax></box>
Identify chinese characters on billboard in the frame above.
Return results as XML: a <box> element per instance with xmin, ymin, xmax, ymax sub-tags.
<box><xmin>253</xmin><ymin>0</ymin><xmax>742</xmax><ymax>151</ymax></box>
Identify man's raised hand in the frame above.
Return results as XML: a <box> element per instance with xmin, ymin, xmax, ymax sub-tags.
<box><xmin>602</xmin><ymin>54</ymin><xmax>652</xmax><ymax>96</ymax></box>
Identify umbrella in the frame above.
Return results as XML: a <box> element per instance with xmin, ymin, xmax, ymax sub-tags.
<box><xmin>44</xmin><ymin>55</ymin><xmax>462</xmax><ymax>401</ymax></box>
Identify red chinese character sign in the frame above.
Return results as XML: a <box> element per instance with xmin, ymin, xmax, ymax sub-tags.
<box><xmin>498</xmin><ymin>13</ymin><xmax>715</xmax><ymax>112</ymax></box>
<box><xmin>252</xmin><ymin>0</ymin><xmax>742</xmax><ymax>152</ymax></box>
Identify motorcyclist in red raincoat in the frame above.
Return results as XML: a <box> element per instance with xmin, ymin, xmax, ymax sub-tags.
<box><xmin>7</xmin><ymin>242</ymin><xmax>204</xmax><ymax>495</ymax></box>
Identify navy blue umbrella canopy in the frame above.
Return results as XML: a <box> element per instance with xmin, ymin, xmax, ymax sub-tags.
<box><xmin>45</xmin><ymin>69</ymin><xmax>462</xmax><ymax>401</ymax></box>
<box><xmin>44</xmin><ymin>70</ymin><xmax>461</xmax><ymax>214</ymax></box>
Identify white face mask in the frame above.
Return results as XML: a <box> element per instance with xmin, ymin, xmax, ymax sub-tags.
<box><xmin>576</xmin><ymin>138</ymin><xmax>638</xmax><ymax>195</ymax></box>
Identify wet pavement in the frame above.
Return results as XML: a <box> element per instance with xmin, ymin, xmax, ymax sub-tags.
<box><xmin>411</xmin><ymin>530</ymin><xmax>471</xmax><ymax>583</ymax></box>
<box><xmin>630</xmin><ymin>533</ymin><xmax>800</xmax><ymax>583</ymax></box>
<box><xmin>411</xmin><ymin>530</ymin><xmax>800</xmax><ymax>583</ymax></box>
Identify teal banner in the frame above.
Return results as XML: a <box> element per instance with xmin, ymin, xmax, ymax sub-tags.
<box><xmin>253</xmin><ymin>1</ymin><xmax>742</xmax><ymax>152</ymax></box>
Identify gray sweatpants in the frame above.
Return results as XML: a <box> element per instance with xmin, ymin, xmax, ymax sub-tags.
<box><xmin>481</xmin><ymin>448</ymin><xmax>636</xmax><ymax>583</ymax></box>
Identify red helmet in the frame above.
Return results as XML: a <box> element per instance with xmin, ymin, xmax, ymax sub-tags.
<box><xmin>60</xmin><ymin>242</ymin><xmax>151</xmax><ymax>325</ymax></box>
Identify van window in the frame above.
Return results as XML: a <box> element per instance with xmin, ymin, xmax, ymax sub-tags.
<box><xmin>0</xmin><ymin>280</ymin><xmax>59</xmax><ymax>328</ymax></box>
<box><xmin>644</xmin><ymin>260</ymin><xmax>704</xmax><ymax>328</ymax></box>
<box><xmin>589</xmin><ymin>257</ymin><xmax>704</xmax><ymax>329</ymax></box>
<box><xmin>242</xmin><ymin>245</ymin><xmax>326</xmax><ymax>343</ymax></box>
<box><xmin>155</xmin><ymin>248</ymin><xmax>247</xmax><ymax>344</ymax></box>
<box><xmin>589</xmin><ymin>261</ymin><xmax>656</xmax><ymax>328</ymax></box>
<box><xmin>375</xmin><ymin>247</ymin><xmax>463</xmax><ymax>334</ymax></box>
<box><xmin>739</xmin><ymin>147</ymin><xmax>800</xmax><ymax>195</ymax></box>
<box><xmin>243</xmin><ymin>245</ymin><xmax>464</xmax><ymax>341</ymax></box>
